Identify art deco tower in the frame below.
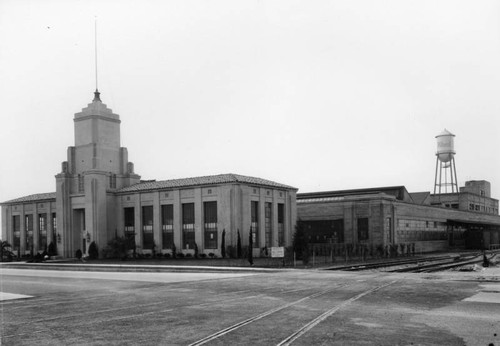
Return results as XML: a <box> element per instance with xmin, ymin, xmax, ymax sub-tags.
<box><xmin>55</xmin><ymin>90</ymin><xmax>140</xmax><ymax>257</ymax></box>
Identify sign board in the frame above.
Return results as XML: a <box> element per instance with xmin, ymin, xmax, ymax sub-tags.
<box><xmin>270</xmin><ymin>247</ymin><xmax>285</xmax><ymax>258</ymax></box>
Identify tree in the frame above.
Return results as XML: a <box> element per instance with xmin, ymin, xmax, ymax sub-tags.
<box><xmin>172</xmin><ymin>243</ymin><xmax>177</xmax><ymax>259</ymax></box>
<box><xmin>194</xmin><ymin>242</ymin><xmax>199</xmax><ymax>258</ymax></box>
<box><xmin>293</xmin><ymin>219</ymin><xmax>309</xmax><ymax>264</ymax></box>
<box><xmin>0</xmin><ymin>240</ymin><xmax>13</xmax><ymax>262</ymax></box>
<box><xmin>237</xmin><ymin>230</ymin><xmax>242</xmax><ymax>258</ymax></box>
<box><xmin>48</xmin><ymin>241</ymin><xmax>57</xmax><ymax>256</ymax></box>
<box><xmin>221</xmin><ymin>229</ymin><xmax>226</xmax><ymax>258</ymax></box>
<box><xmin>248</xmin><ymin>227</ymin><xmax>253</xmax><ymax>265</ymax></box>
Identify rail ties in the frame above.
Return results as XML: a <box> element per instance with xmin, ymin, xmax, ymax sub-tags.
<box><xmin>276</xmin><ymin>281</ymin><xmax>397</xmax><ymax>346</ymax></box>
<box><xmin>187</xmin><ymin>284</ymin><xmax>349</xmax><ymax>346</ymax></box>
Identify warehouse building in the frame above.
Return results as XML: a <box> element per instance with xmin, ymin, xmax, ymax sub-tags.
<box><xmin>297</xmin><ymin>182</ymin><xmax>500</xmax><ymax>252</ymax></box>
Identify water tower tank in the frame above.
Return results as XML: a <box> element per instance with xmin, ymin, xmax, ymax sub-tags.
<box><xmin>435</xmin><ymin>129</ymin><xmax>455</xmax><ymax>163</ymax></box>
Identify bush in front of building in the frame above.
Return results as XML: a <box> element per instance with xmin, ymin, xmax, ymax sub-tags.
<box><xmin>0</xmin><ymin>240</ymin><xmax>14</xmax><ymax>262</ymax></box>
<box><xmin>102</xmin><ymin>236</ymin><xmax>130</xmax><ymax>260</ymax></box>
<box><xmin>48</xmin><ymin>241</ymin><xmax>57</xmax><ymax>256</ymax></box>
<box><xmin>88</xmin><ymin>241</ymin><xmax>98</xmax><ymax>259</ymax></box>
<box><xmin>75</xmin><ymin>249</ymin><xmax>82</xmax><ymax>259</ymax></box>
<box><xmin>172</xmin><ymin>243</ymin><xmax>177</xmax><ymax>259</ymax></box>
<box><xmin>226</xmin><ymin>245</ymin><xmax>237</xmax><ymax>258</ymax></box>
<box><xmin>237</xmin><ymin>230</ymin><xmax>242</xmax><ymax>258</ymax></box>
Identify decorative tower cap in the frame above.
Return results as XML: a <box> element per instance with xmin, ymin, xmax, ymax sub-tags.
<box><xmin>435</xmin><ymin>128</ymin><xmax>455</xmax><ymax>138</ymax></box>
<box><xmin>93</xmin><ymin>89</ymin><xmax>101</xmax><ymax>102</ymax></box>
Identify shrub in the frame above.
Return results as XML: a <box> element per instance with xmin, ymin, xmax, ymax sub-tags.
<box><xmin>200</xmin><ymin>253</ymin><xmax>207</xmax><ymax>258</ymax></box>
<box><xmin>145</xmin><ymin>253</ymin><xmax>151</xmax><ymax>259</ymax></box>
<box><xmin>227</xmin><ymin>245</ymin><xmax>237</xmax><ymax>259</ymax></box>
<box><xmin>177</xmin><ymin>253</ymin><xmax>185</xmax><ymax>258</ymax></box>
<box><xmin>208</xmin><ymin>252</ymin><xmax>215</xmax><ymax>258</ymax></box>
<box><xmin>75</xmin><ymin>249</ymin><xmax>82</xmax><ymax>259</ymax></box>
<box><xmin>172</xmin><ymin>243</ymin><xmax>177</xmax><ymax>259</ymax></box>
<box><xmin>88</xmin><ymin>241</ymin><xmax>98</xmax><ymax>260</ymax></box>
<box><xmin>194</xmin><ymin>243</ymin><xmax>199</xmax><ymax>258</ymax></box>
<box><xmin>48</xmin><ymin>241</ymin><xmax>57</xmax><ymax>256</ymax></box>
<box><xmin>164</xmin><ymin>253</ymin><xmax>171</xmax><ymax>259</ymax></box>
<box><xmin>185</xmin><ymin>253</ymin><xmax>192</xmax><ymax>258</ymax></box>
<box><xmin>237</xmin><ymin>230</ymin><xmax>242</xmax><ymax>258</ymax></box>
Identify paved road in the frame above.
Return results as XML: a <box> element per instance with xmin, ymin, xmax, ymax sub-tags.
<box><xmin>1</xmin><ymin>267</ymin><xmax>499</xmax><ymax>345</ymax></box>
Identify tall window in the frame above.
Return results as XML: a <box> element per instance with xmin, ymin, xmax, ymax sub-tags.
<box><xmin>204</xmin><ymin>202</ymin><xmax>217</xmax><ymax>249</ymax></box>
<box><xmin>182</xmin><ymin>203</ymin><xmax>195</xmax><ymax>249</ymax></box>
<box><xmin>124</xmin><ymin>207</ymin><xmax>135</xmax><ymax>247</ymax></box>
<box><xmin>109</xmin><ymin>174</ymin><xmax>117</xmax><ymax>189</ymax></box>
<box><xmin>142</xmin><ymin>206</ymin><xmax>154</xmax><ymax>249</ymax></box>
<box><xmin>161</xmin><ymin>205</ymin><xmax>174</xmax><ymax>249</ymax></box>
<box><xmin>25</xmin><ymin>214</ymin><xmax>33</xmax><ymax>250</ymax></box>
<box><xmin>277</xmin><ymin>204</ymin><xmax>285</xmax><ymax>246</ymax></box>
<box><xmin>78</xmin><ymin>174</ymin><xmax>84</xmax><ymax>193</ymax></box>
<box><xmin>358</xmin><ymin>218</ymin><xmax>369</xmax><ymax>241</ymax></box>
<box><xmin>12</xmin><ymin>215</ymin><xmax>20</xmax><ymax>250</ymax></box>
<box><xmin>265</xmin><ymin>202</ymin><xmax>272</xmax><ymax>247</ymax></box>
<box><xmin>52</xmin><ymin>213</ymin><xmax>57</xmax><ymax>233</ymax></box>
<box><xmin>251</xmin><ymin>201</ymin><xmax>259</xmax><ymax>247</ymax></box>
<box><xmin>38</xmin><ymin>213</ymin><xmax>47</xmax><ymax>251</ymax></box>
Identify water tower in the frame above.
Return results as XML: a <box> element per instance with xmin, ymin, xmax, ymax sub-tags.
<box><xmin>434</xmin><ymin>129</ymin><xmax>458</xmax><ymax>194</ymax></box>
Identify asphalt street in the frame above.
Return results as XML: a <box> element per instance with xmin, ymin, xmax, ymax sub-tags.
<box><xmin>1</xmin><ymin>266</ymin><xmax>499</xmax><ymax>345</ymax></box>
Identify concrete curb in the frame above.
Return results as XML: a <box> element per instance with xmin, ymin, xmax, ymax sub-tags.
<box><xmin>0</xmin><ymin>262</ymin><xmax>295</xmax><ymax>273</ymax></box>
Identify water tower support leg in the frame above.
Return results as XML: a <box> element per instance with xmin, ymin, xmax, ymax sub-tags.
<box><xmin>434</xmin><ymin>156</ymin><xmax>439</xmax><ymax>194</ymax></box>
<box><xmin>452</xmin><ymin>157</ymin><xmax>458</xmax><ymax>193</ymax></box>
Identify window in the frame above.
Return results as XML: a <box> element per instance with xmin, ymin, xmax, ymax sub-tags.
<box><xmin>109</xmin><ymin>174</ymin><xmax>117</xmax><ymax>189</ymax></box>
<box><xmin>161</xmin><ymin>205</ymin><xmax>174</xmax><ymax>249</ymax></box>
<box><xmin>12</xmin><ymin>215</ymin><xmax>20</xmax><ymax>250</ymax></box>
<box><xmin>480</xmin><ymin>190</ymin><xmax>485</xmax><ymax>196</ymax></box>
<box><xmin>204</xmin><ymin>202</ymin><xmax>217</xmax><ymax>249</ymax></box>
<box><xmin>142</xmin><ymin>206</ymin><xmax>154</xmax><ymax>249</ymax></box>
<box><xmin>277</xmin><ymin>204</ymin><xmax>285</xmax><ymax>246</ymax></box>
<box><xmin>52</xmin><ymin>213</ymin><xmax>57</xmax><ymax>232</ymax></box>
<box><xmin>124</xmin><ymin>207</ymin><xmax>135</xmax><ymax>247</ymax></box>
<box><xmin>25</xmin><ymin>214</ymin><xmax>33</xmax><ymax>250</ymax></box>
<box><xmin>475</xmin><ymin>205</ymin><xmax>480</xmax><ymax>211</ymax></box>
<box><xmin>78</xmin><ymin>174</ymin><xmax>84</xmax><ymax>193</ymax></box>
<box><xmin>182</xmin><ymin>203</ymin><xmax>195</xmax><ymax>249</ymax></box>
<box><xmin>357</xmin><ymin>218</ymin><xmax>369</xmax><ymax>241</ymax></box>
<box><xmin>265</xmin><ymin>202</ymin><xmax>272</xmax><ymax>247</ymax></box>
<box><xmin>38</xmin><ymin>214</ymin><xmax>47</xmax><ymax>251</ymax></box>
<box><xmin>251</xmin><ymin>201</ymin><xmax>259</xmax><ymax>247</ymax></box>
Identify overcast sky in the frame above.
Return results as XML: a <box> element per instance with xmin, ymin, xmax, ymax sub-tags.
<box><xmin>1</xmin><ymin>0</ymin><xmax>499</xmax><ymax>208</ymax></box>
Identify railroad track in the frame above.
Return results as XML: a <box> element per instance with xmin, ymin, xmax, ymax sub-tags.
<box><xmin>325</xmin><ymin>255</ymin><xmax>457</xmax><ymax>271</ymax></box>
<box><xmin>188</xmin><ymin>280</ymin><xmax>397</xmax><ymax>346</ymax></box>
<box><xmin>392</xmin><ymin>252</ymin><xmax>500</xmax><ymax>273</ymax></box>
<box><xmin>325</xmin><ymin>250</ymin><xmax>500</xmax><ymax>273</ymax></box>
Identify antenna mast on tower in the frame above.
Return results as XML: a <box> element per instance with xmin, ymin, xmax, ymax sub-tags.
<box><xmin>93</xmin><ymin>17</ymin><xmax>101</xmax><ymax>101</ymax></box>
